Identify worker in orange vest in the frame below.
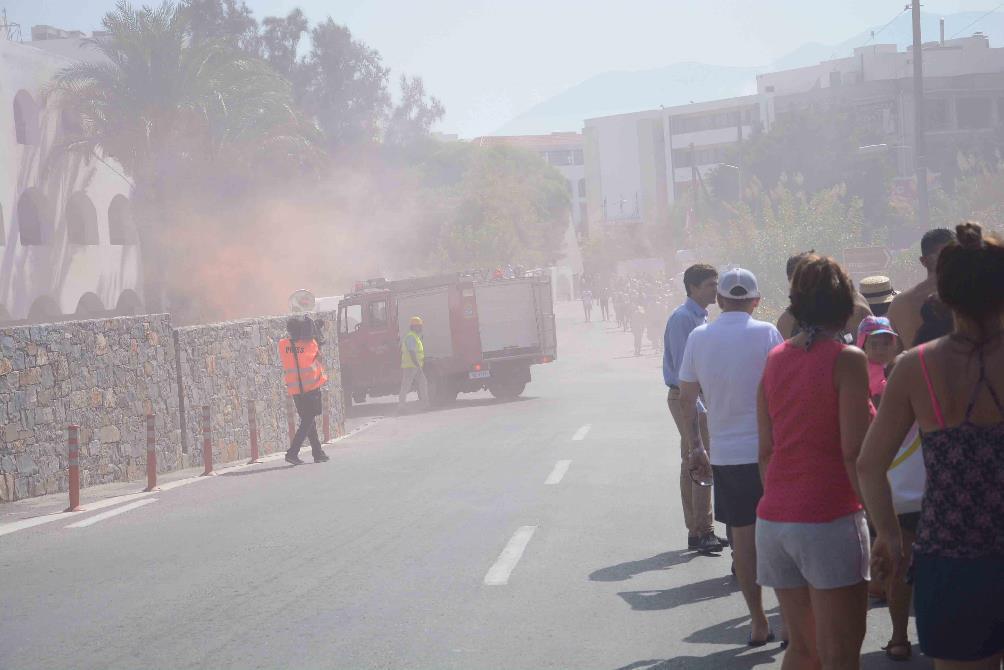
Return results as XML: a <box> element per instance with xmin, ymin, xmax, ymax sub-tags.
<box><xmin>279</xmin><ymin>315</ymin><xmax>330</xmax><ymax>465</ymax></box>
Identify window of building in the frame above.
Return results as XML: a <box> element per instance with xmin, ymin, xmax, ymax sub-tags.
<box><xmin>66</xmin><ymin>192</ymin><xmax>99</xmax><ymax>245</ymax></box>
<box><xmin>108</xmin><ymin>195</ymin><xmax>138</xmax><ymax>244</ymax></box>
<box><xmin>546</xmin><ymin>150</ymin><xmax>573</xmax><ymax>166</ymax></box>
<box><xmin>956</xmin><ymin>97</ymin><xmax>992</xmax><ymax>130</ymax></box>
<box><xmin>367</xmin><ymin>300</ymin><xmax>388</xmax><ymax>328</ymax></box>
<box><xmin>577</xmin><ymin>178</ymin><xmax>586</xmax><ymax>198</ymax></box>
<box><xmin>13</xmin><ymin>90</ymin><xmax>39</xmax><ymax>145</ymax></box>
<box><xmin>572</xmin><ymin>149</ymin><xmax>584</xmax><ymax>165</ymax></box>
<box><xmin>925</xmin><ymin>99</ymin><xmax>950</xmax><ymax>131</ymax></box>
<box><xmin>17</xmin><ymin>188</ymin><xmax>50</xmax><ymax>245</ymax></box>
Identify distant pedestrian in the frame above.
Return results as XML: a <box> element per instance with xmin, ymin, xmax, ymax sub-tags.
<box><xmin>598</xmin><ymin>287</ymin><xmax>611</xmax><ymax>321</ymax></box>
<box><xmin>630</xmin><ymin>304</ymin><xmax>646</xmax><ymax>356</ymax></box>
<box><xmin>678</xmin><ymin>268</ymin><xmax>783</xmax><ymax>646</ymax></box>
<box><xmin>887</xmin><ymin>228</ymin><xmax>956</xmax><ymax>348</ymax></box>
<box><xmin>664</xmin><ymin>263</ymin><xmax>725</xmax><ymax>554</ymax></box>
<box><xmin>399</xmin><ymin>316</ymin><xmax>429</xmax><ymax>412</ymax></box>
<box><xmin>756</xmin><ymin>255</ymin><xmax>873</xmax><ymax>669</ymax></box>
<box><xmin>279</xmin><ymin>315</ymin><xmax>330</xmax><ymax>465</ymax></box>
<box><xmin>582</xmin><ymin>288</ymin><xmax>594</xmax><ymax>322</ymax></box>
<box><xmin>859</xmin><ymin>275</ymin><xmax>898</xmax><ymax>318</ymax></box>
<box><xmin>859</xmin><ymin>223</ymin><xmax>1004</xmax><ymax>669</ymax></box>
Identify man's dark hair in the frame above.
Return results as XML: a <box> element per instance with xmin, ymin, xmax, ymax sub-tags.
<box><xmin>786</xmin><ymin>250</ymin><xmax>815</xmax><ymax>281</ymax></box>
<box><xmin>921</xmin><ymin>228</ymin><xmax>956</xmax><ymax>257</ymax></box>
<box><xmin>286</xmin><ymin>316</ymin><xmax>307</xmax><ymax>340</ymax></box>
<box><xmin>682</xmin><ymin>264</ymin><xmax>717</xmax><ymax>297</ymax></box>
<box><xmin>937</xmin><ymin>222</ymin><xmax>1004</xmax><ymax>335</ymax></box>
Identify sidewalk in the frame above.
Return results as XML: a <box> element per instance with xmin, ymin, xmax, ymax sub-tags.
<box><xmin>0</xmin><ymin>414</ymin><xmax>385</xmax><ymax>526</ymax></box>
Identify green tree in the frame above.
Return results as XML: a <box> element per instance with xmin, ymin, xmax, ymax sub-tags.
<box><xmin>50</xmin><ymin>0</ymin><xmax>318</xmax><ymax>312</ymax></box>
<box><xmin>301</xmin><ymin>19</ymin><xmax>392</xmax><ymax>148</ymax></box>
<box><xmin>385</xmin><ymin>75</ymin><xmax>445</xmax><ymax>148</ymax></box>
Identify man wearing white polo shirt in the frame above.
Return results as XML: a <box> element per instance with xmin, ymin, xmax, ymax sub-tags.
<box><xmin>678</xmin><ymin>268</ymin><xmax>783</xmax><ymax>647</ymax></box>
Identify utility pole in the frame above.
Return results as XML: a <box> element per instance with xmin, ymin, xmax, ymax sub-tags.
<box><xmin>912</xmin><ymin>1</ymin><xmax>929</xmax><ymax>228</ymax></box>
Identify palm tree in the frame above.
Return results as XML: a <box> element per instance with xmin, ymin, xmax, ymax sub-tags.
<box><xmin>48</xmin><ymin>1</ymin><xmax>319</xmax><ymax>311</ymax></box>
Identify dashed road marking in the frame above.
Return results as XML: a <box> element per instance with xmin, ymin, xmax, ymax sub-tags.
<box><xmin>484</xmin><ymin>526</ymin><xmax>537</xmax><ymax>586</ymax></box>
<box><xmin>66</xmin><ymin>498</ymin><xmax>157</xmax><ymax>529</ymax></box>
<box><xmin>545</xmin><ymin>460</ymin><xmax>572</xmax><ymax>485</ymax></box>
<box><xmin>572</xmin><ymin>424</ymin><xmax>591</xmax><ymax>441</ymax></box>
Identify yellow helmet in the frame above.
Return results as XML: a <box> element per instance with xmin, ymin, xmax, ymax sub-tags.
<box><xmin>410</xmin><ymin>316</ymin><xmax>423</xmax><ymax>326</ymax></box>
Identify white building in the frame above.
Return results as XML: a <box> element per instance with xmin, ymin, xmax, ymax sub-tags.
<box><xmin>1</xmin><ymin>25</ymin><xmax>141</xmax><ymax>324</ymax></box>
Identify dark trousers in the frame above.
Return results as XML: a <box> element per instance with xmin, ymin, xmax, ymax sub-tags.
<box><xmin>288</xmin><ymin>392</ymin><xmax>324</xmax><ymax>457</ymax></box>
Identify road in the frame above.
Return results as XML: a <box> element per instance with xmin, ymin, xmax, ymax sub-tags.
<box><xmin>0</xmin><ymin>302</ymin><xmax>928</xmax><ymax>670</ymax></box>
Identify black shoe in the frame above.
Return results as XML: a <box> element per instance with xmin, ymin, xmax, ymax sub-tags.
<box><xmin>285</xmin><ymin>453</ymin><xmax>304</xmax><ymax>465</ymax></box>
<box><xmin>717</xmin><ymin>534</ymin><xmax>730</xmax><ymax>547</ymax></box>
<box><xmin>313</xmin><ymin>452</ymin><xmax>330</xmax><ymax>463</ymax></box>
<box><xmin>687</xmin><ymin>535</ymin><xmax>700</xmax><ymax>549</ymax></box>
<box><xmin>696</xmin><ymin>533</ymin><xmax>724</xmax><ymax>554</ymax></box>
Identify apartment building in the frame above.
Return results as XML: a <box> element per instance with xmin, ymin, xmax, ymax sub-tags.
<box><xmin>1</xmin><ymin>25</ymin><xmax>141</xmax><ymax>324</ymax></box>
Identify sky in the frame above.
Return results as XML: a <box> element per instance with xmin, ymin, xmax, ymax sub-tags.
<box><xmin>4</xmin><ymin>0</ymin><xmax>998</xmax><ymax>137</ymax></box>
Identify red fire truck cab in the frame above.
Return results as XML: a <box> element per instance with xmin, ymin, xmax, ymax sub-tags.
<box><xmin>336</xmin><ymin>274</ymin><xmax>556</xmax><ymax>407</ymax></box>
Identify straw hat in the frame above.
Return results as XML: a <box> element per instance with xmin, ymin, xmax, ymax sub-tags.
<box><xmin>860</xmin><ymin>275</ymin><xmax>897</xmax><ymax>307</ymax></box>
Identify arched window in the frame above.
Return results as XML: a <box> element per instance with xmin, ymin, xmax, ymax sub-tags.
<box><xmin>66</xmin><ymin>192</ymin><xmax>99</xmax><ymax>245</ymax></box>
<box><xmin>114</xmin><ymin>290</ymin><xmax>143</xmax><ymax>316</ymax></box>
<box><xmin>17</xmin><ymin>188</ymin><xmax>52</xmax><ymax>245</ymax></box>
<box><xmin>27</xmin><ymin>296</ymin><xmax>60</xmax><ymax>322</ymax></box>
<box><xmin>108</xmin><ymin>195</ymin><xmax>138</xmax><ymax>245</ymax></box>
<box><xmin>74</xmin><ymin>293</ymin><xmax>105</xmax><ymax>317</ymax></box>
<box><xmin>13</xmin><ymin>90</ymin><xmax>40</xmax><ymax>145</ymax></box>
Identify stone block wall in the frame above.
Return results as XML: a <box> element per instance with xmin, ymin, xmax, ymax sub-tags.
<box><xmin>174</xmin><ymin>311</ymin><xmax>345</xmax><ymax>467</ymax></box>
<box><xmin>0</xmin><ymin>315</ymin><xmax>181</xmax><ymax>501</ymax></box>
<box><xmin>0</xmin><ymin>311</ymin><xmax>346</xmax><ymax>503</ymax></box>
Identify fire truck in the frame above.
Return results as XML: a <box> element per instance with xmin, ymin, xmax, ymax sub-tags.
<box><xmin>336</xmin><ymin>274</ymin><xmax>557</xmax><ymax>407</ymax></box>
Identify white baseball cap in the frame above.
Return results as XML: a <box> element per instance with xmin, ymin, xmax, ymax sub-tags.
<box><xmin>718</xmin><ymin>268</ymin><xmax>760</xmax><ymax>299</ymax></box>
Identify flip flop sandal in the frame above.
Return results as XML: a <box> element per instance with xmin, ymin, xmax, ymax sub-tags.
<box><xmin>882</xmin><ymin>640</ymin><xmax>912</xmax><ymax>661</ymax></box>
<box><xmin>748</xmin><ymin>631</ymin><xmax>776</xmax><ymax>647</ymax></box>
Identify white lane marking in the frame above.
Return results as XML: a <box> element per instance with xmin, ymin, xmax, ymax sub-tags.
<box><xmin>0</xmin><ymin>491</ymin><xmax>154</xmax><ymax>537</ymax></box>
<box><xmin>66</xmin><ymin>499</ymin><xmax>157</xmax><ymax>529</ymax></box>
<box><xmin>484</xmin><ymin>526</ymin><xmax>537</xmax><ymax>586</ymax></box>
<box><xmin>572</xmin><ymin>424</ymin><xmax>591</xmax><ymax>441</ymax></box>
<box><xmin>544</xmin><ymin>460</ymin><xmax>572</xmax><ymax>485</ymax></box>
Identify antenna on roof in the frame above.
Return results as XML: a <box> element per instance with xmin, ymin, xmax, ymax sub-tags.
<box><xmin>0</xmin><ymin>9</ymin><xmax>23</xmax><ymax>42</ymax></box>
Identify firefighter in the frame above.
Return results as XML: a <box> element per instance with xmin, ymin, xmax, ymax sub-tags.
<box><xmin>399</xmin><ymin>316</ymin><xmax>429</xmax><ymax>411</ymax></box>
<box><xmin>279</xmin><ymin>315</ymin><xmax>330</xmax><ymax>465</ymax></box>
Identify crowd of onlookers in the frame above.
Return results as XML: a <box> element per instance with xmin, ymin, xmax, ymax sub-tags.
<box><xmin>596</xmin><ymin>224</ymin><xmax>1003</xmax><ymax>669</ymax></box>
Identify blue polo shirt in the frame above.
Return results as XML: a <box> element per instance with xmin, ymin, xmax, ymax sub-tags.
<box><xmin>663</xmin><ymin>297</ymin><xmax>708</xmax><ymax>387</ymax></box>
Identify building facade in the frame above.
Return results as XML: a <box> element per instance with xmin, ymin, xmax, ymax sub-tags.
<box><xmin>1</xmin><ymin>27</ymin><xmax>141</xmax><ymax>324</ymax></box>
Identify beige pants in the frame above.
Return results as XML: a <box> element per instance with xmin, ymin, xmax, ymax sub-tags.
<box><xmin>399</xmin><ymin>366</ymin><xmax>429</xmax><ymax>407</ymax></box>
<box><xmin>667</xmin><ymin>388</ymin><xmax>714</xmax><ymax>537</ymax></box>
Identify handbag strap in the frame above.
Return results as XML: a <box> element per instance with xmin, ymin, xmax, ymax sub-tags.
<box><xmin>290</xmin><ymin>334</ymin><xmax>306</xmax><ymax>395</ymax></box>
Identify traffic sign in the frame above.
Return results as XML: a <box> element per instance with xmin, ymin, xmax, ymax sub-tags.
<box><xmin>843</xmin><ymin>247</ymin><xmax>891</xmax><ymax>275</ymax></box>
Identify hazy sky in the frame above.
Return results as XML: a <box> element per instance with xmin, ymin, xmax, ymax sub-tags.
<box><xmin>5</xmin><ymin>1</ymin><xmax>998</xmax><ymax>136</ymax></box>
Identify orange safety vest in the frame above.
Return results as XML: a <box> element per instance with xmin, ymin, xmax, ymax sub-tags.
<box><xmin>278</xmin><ymin>338</ymin><xmax>328</xmax><ymax>396</ymax></box>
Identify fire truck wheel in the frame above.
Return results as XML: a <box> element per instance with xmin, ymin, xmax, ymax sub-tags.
<box><xmin>428</xmin><ymin>377</ymin><xmax>458</xmax><ymax>406</ymax></box>
<box><xmin>489</xmin><ymin>380</ymin><xmax>526</xmax><ymax>400</ymax></box>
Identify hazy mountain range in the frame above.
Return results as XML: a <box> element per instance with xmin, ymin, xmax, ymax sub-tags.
<box><xmin>495</xmin><ymin>11</ymin><xmax>1004</xmax><ymax>135</ymax></box>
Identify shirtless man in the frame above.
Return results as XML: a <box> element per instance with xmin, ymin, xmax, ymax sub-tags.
<box><xmin>887</xmin><ymin>228</ymin><xmax>956</xmax><ymax>348</ymax></box>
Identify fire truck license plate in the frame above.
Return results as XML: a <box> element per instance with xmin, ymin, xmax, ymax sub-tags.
<box><xmin>469</xmin><ymin>370</ymin><xmax>490</xmax><ymax>380</ymax></box>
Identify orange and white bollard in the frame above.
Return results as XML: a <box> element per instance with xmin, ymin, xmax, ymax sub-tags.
<box><xmin>144</xmin><ymin>414</ymin><xmax>159</xmax><ymax>492</ymax></box>
<box><xmin>201</xmin><ymin>406</ymin><xmax>214</xmax><ymax>476</ymax></box>
<box><xmin>286</xmin><ymin>396</ymin><xmax>295</xmax><ymax>442</ymax></box>
<box><xmin>65</xmin><ymin>425</ymin><xmax>83</xmax><ymax>512</ymax></box>
<box><xmin>247</xmin><ymin>402</ymin><xmax>260</xmax><ymax>464</ymax></box>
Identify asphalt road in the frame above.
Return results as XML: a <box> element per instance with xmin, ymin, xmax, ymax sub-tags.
<box><xmin>0</xmin><ymin>302</ymin><xmax>929</xmax><ymax>670</ymax></box>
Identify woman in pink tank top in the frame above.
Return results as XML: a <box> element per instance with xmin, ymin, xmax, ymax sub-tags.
<box><xmin>756</xmin><ymin>256</ymin><xmax>874</xmax><ymax>669</ymax></box>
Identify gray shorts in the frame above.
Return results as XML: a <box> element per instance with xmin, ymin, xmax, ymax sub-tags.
<box><xmin>756</xmin><ymin>510</ymin><xmax>870</xmax><ymax>590</ymax></box>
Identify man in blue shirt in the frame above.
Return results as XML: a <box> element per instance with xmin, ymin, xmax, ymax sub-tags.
<box><xmin>664</xmin><ymin>263</ymin><xmax>723</xmax><ymax>554</ymax></box>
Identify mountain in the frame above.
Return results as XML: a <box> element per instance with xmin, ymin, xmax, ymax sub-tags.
<box><xmin>494</xmin><ymin>11</ymin><xmax>1004</xmax><ymax>136</ymax></box>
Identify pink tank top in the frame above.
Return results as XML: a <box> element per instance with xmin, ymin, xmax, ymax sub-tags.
<box><xmin>757</xmin><ymin>339</ymin><xmax>866</xmax><ymax>523</ymax></box>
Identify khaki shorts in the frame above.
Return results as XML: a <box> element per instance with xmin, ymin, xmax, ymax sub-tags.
<box><xmin>756</xmin><ymin>510</ymin><xmax>870</xmax><ymax>590</ymax></box>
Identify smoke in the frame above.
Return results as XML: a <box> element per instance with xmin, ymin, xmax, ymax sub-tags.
<box><xmin>159</xmin><ymin>158</ymin><xmax>434</xmax><ymax>324</ymax></box>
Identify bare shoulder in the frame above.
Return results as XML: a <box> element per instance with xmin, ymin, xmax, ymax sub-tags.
<box><xmin>837</xmin><ymin>344</ymin><xmax>869</xmax><ymax>366</ymax></box>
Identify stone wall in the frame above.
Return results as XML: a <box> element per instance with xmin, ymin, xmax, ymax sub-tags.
<box><xmin>0</xmin><ymin>315</ymin><xmax>181</xmax><ymax>501</ymax></box>
<box><xmin>173</xmin><ymin>311</ymin><xmax>345</xmax><ymax>468</ymax></box>
<box><xmin>0</xmin><ymin>311</ymin><xmax>346</xmax><ymax>502</ymax></box>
